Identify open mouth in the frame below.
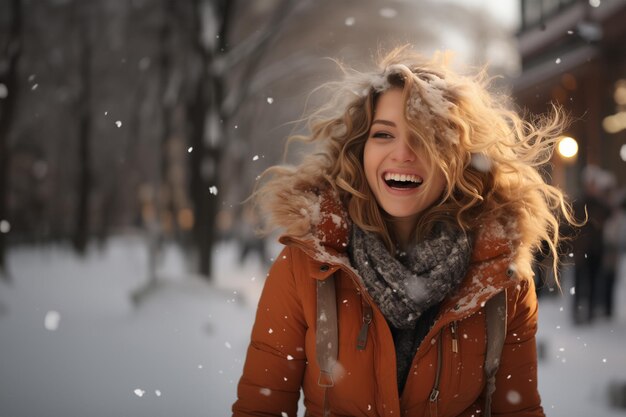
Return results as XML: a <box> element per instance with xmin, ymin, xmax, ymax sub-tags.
<box><xmin>383</xmin><ymin>172</ymin><xmax>424</xmax><ymax>189</ymax></box>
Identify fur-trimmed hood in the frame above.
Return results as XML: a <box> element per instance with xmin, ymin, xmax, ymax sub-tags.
<box><xmin>267</xmin><ymin>184</ymin><xmax>533</xmax><ymax>318</ymax></box>
<box><xmin>270</xmin><ymin>184</ymin><xmax>530</xmax><ymax>264</ymax></box>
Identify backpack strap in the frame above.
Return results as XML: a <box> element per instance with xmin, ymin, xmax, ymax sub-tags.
<box><xmin>483</xmin><ymin>289</ymin><xmax>508</xmax><ymax>417</ymax></box>
<box><xmin>316</xmin><ymin>274</ymin><xmax>338</xmax><ymax>417</ymax></box>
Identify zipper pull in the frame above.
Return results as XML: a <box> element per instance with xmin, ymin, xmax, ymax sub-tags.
<box><xmin>451</xmin><ymin>321</ymin><xmax>459</xmax><ymax>353</ymax></box>
<box><xmin>357</xmin><ymin>304</ymin><xmax>373</xmax><ymax>350</ymax></box>
<box><xmin>429</xmin><ymin>331</ymin><xmax>444</xmax><ymax>417</ymax></box>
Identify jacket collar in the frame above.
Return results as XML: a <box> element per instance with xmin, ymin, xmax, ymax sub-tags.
<box><xmin>278</xmin><ymin>188</ymin><xmax>523</xmax><ymax>314</ymax></box>
<box><xmin>278</xmin><ymin>188</ymin><xmax>350</xmax><ymax>258</ymax></box>
<box><xmin>279</xmin><ymin>188</ymin><xmax>517</xmax><ymax>257</ymax></box>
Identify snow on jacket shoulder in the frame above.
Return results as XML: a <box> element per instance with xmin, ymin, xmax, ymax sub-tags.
<box><xmin>232</xmin><ymin>190</ymin><xmax>545</xmax><ymax>417</ymax></box>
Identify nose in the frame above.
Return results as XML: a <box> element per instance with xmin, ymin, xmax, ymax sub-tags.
<box><xmin>391</xmin><ymin>138</ymin><xmax>416</xmax><ymax>162</ymax></box>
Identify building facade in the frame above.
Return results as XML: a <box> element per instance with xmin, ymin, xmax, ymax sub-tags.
<box><xmin>514</xmin><ymin>0</ymin><xmax>626</xmax><ymax>196</ymax></box>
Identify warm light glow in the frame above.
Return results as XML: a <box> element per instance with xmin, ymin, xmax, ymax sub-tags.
<box><xmin>615</xmin><ymin>80</ymin><xmax>626</xmax><ymax>105</ymax></box>
<box><xmin>557</xmin><ymin>136</ymin><xmax>578</xmax><ymax>158</ymax></box>
<box><xmin>603</xmin><ymin>111</ymin><xmax>626</xmax><ymax>134</ymax></box>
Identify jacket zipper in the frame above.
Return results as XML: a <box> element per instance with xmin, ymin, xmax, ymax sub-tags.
<box><xmin>428</xmin><ymin>331</ymin><xmax>444</xmax><ymax>417</ymax></box>
<box><xmin>357</xmin><ymin>299</ymin><xmax>373</xmax><ymax>350</ymax></box>
<box><xmin>451</xmin><ymin>321</ymin><xmax>459</xmax><ymax>353</ymax></box>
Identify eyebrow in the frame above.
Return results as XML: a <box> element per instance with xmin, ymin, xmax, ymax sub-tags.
<box><xmin>371</xmin><ymin>119</ymin><xmax>396</xmax><ymax>127</ymax></box>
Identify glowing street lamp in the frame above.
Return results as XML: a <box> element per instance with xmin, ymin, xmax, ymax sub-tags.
<box><xmin>557</xmin><ymin>136</ymin><xmax>578</xmax><ymax>159</ymax></box>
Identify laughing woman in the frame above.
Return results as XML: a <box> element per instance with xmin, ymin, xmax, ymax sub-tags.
<box><xmin>232</xmin><ymin>47</ymin><xmax>575</xmax><ymax>417</ymax></box>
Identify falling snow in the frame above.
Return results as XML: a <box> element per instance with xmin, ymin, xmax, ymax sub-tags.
<box><xmin>115</xmin><ymin>120</ymin><xmax>123</xmax><ymax>128</ymax></box>
<box><xmin>379</xmin><ymin>7</ymin><xmax>397</xmax><ymax>18</ymax></box>
<box><xmin>266</xmin><ymin>97</ymin><xmax>274</xmax><ymax>104</ymax></box>
<box><xmin>470</xmin><ymin>153</ymin><xmax>493</xmax><ymax>173</ymax></box>
<box><xmin>506</xmin><ymin>390</ymin><xmax>522</xmax><ymax>405</ymax></box>
<box><xmin>44</xmin><ymin>310</ymin><xmax>61</xmax><ymax>331</ymax></box>
<box><xmin>345</xmin><ymin>16</ymin><xmax>355</xmax><ymax>26</ymax></box>
<box><xmin>209</xmin><ymin>186</ymin><xmax>218</xmax><ymax>195</ymax></box>
<box><xmin>0</xmin><ymin>220</ymin><xmax>10</xmax><ymax>233</ymax></box>
<box><xmin>134</xmin><ymin>389</ymin><xmax>146</xmax><ymax>398</ymax></box>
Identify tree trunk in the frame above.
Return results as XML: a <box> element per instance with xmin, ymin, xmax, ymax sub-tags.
<box><xmin>72</xmin><ymin>3</ymin><xmax>93</xmax><ymax>255</ymax></box>
<box><xmin>187</xmin><ymin>0</ymin><xmax>233</xmax><ymax>279</ymax></box>
<box><xmin>0</xmin><ymin>0</ymin><xmax>22</xmax><ymax>278</ymax></box>
<box><xmin>188</xmin><ymin>69</ymin><xmax>211</xmax><ymax>277</ymax></box>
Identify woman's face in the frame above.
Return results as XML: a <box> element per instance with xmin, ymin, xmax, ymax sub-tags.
<box><xmin>364</xmin><ymin>88</ymin><xmax>446</xmax><ymax>228</ymax></box>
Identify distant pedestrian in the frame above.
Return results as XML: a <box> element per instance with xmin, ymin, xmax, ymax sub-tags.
<box><xmin>571</xmin><ymin>165</ymin><xmax>612</xmax><ymax>324</ymax></box>
<box><xmin>237</xmin><ymin>205</ymin><xmax>269</xmax><ymax>268</ymax></box>
<box><xmin>599</xmin><ymin>187</ymin><xmax>626</xmax><ymax>319</ymax></box>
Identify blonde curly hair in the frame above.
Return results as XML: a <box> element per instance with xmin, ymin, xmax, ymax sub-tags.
<box><xmin>255</xmin><ymin>46</ymin><xmax>577</xmax><ymax>281</ymax></box>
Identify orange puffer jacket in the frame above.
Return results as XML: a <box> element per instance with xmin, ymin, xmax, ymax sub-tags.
<box><xmin>233</xmin><ymin>193</ymin><xmax>545</xmax><ymax>417</ymax></box>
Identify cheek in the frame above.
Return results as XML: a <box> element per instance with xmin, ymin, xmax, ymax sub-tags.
<box><xmin>432</xmin><ymin>171</ymin><xmax>447</xmax><ymax>198</ymax></box>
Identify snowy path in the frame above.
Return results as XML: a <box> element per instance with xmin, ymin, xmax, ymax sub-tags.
<box><xmin>0</xmin><ymin>237</ymin><xmax>259</xmax><ymax>417</ymax></box>
<box><xmin>535</xmin><ymin>263</ymin><xmax>626</xmax><ymax>417</ymax></box>
<box><xmin>0</xmin><ymin>236</ymin><xmax>625</xmax><ymax>416</ymax></box>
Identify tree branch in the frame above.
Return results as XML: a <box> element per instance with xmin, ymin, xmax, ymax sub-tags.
<box><xmin>220</xmin><ymin>0</ymin><xmax>308</xmax><ymax>117</ymax></box>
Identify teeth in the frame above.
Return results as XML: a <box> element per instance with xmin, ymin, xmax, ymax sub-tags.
<box><xmin>384</xmin><ymin>172</ymin><xmax>423</xmax><ymax>184</ymax></box>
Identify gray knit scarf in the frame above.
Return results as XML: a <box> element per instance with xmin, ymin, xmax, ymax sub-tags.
<box><xmin>349</xmin><ymin>223</ymin><xmax>472</xmax><ymax>329</ymax></box>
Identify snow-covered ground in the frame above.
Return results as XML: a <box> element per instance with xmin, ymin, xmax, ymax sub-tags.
<box><xmin>535</xmin><ymin>261</ymin><xmax>626</xmax><ymax>417</ymax></box>
<box><xmin>0</xmin><ymin>234</ymin><xmax>625</xmax><ymax>417</ymax></box>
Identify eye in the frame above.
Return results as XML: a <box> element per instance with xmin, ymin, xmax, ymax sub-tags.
<box><xmin>371</xmin><ymin>131</ymin><xmax>394</xmax><ymax>139</ymax></box>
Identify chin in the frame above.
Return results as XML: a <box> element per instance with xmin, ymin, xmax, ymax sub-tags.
<box><xmin>382</xmin><ymin>206</ymin><xmax>422</xmax><ymax>220</ymax></box>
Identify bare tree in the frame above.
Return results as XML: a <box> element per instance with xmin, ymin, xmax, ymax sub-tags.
<box><xmin>70</xmin><ymin>0</ymin><xmax>95</xmax><ymax>255</ymax></box>
<box><xmin>0</xmin><ymin>0</ymin><xmax>22</xmax><ymax>278</ymax></box>
<box><xmin>186</xmin><ymin>0</ymin><xmax>303</xmax><ymax>279</ymax></box>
